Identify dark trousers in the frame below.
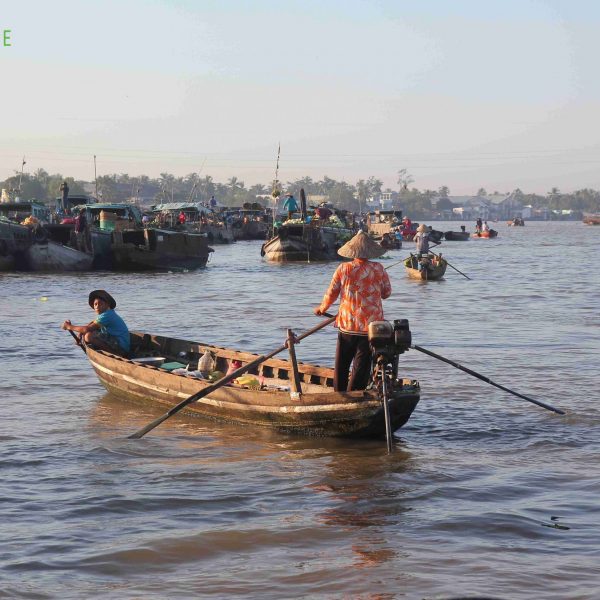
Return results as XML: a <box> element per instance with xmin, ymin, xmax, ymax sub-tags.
<box><xmin>334</xmin><ymin>332</ymin><xmax>372</xmax><ymax>392</ymax></box>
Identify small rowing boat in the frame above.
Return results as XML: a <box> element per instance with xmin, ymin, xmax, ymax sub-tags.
<box><xmin>83</xmin><ymin>331</ymin><xmax>421</xmax><ymax>437</ymax></box>
<box><xmin>472</xmin><ymin>229</ymin><xmax>498</xmax><ymax>239</ymax></box>
<box><xmin>444</xmin><ymin>230</ymin><xmax>470</xmax><ymax>241</ymax></box>
<box><xmin>404</xmin><ymin>253</ymin><xmax>447</xmax><ymax>280</ymax></box>
<box><xmin>583</xmin><ymin>215</ymin><xmax>600</xmax><ymax>225</ymax></box>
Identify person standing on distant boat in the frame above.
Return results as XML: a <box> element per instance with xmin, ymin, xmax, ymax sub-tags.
<box><xmin>209</xmin><ymin>195</ymin><xmax>217</xmax><ymax>209</ymax></box>
<box><xmin>178</xmin><ymin>210</ymin><xmax>187</xmax><ymax>225</ymax></box>
<box><xmin>314</xmin><ymin>231</ymin><xmax>391</xmax><ymax>392</ymax></box>
<box><xmin>475</xmin><ymin>217</ymin><xmax>483</xmax><ymax>233</ymax></box>
<box><xmin>74</xmin><ymin>209</ymin><xmax>88</xmax><ymax>253</ymax></box>
<box><xmin>61</xmin><ymin>290</ymin><xmax>130</xmax><ymax>356</ymax></box>
<box><xmin>414</xmin><ymin>223</ymin><xmax>430</xmax><ymax>257</ymax></box>
<box><xmin>282</xmin><ymin>193</ymin><xmax>298</xmax><ymax>220</ymax></box>
<box><xmin>59</xmin><ymin>180</ymin><xmax>70</xmax><ymax>211</ymax></box>
<box><xmin>482</xmin><ymin>220</ymin><xmax>490</xmax><ymax>232</ymax></box>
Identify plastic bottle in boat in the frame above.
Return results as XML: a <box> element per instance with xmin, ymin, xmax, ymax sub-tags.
<box><xmin>197</xmin><ymin>350</ymin><xmax>215</xmax><ymax>376</ymax></box>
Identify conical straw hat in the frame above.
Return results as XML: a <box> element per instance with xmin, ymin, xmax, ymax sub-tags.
<box><xmin>337</xmin><ymin>231</ymin><xmax>386</xmax><ymax>259</ymax></box>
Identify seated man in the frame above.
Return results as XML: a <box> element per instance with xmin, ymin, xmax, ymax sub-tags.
<box><xmin>61</xmin><ymin>290</ymin><xmax>130</xmax><ymax>356</ymax></box>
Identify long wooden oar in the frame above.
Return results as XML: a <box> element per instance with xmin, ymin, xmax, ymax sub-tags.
<box><xmin>128</xmin><ymin>314</ymin><xmax>337</xmax><ymax>439</ymax></box>
<box><xmin>411</xmin><ymin>344</ymin><xmax>565</xmax><ymax>415</ymax></box>
<box><xmin>68</xmin><ymin>329</ymin><xmax>87</xmax><ymax>354</ymax></box>
<box><xmin>427</xmin><ymin>242</ymin><xmax>471</xmax><ymax>280</ymax></box>
<box><xmin>429</xmin><ymin>250</ymin><xmax>471</xmax><ymax>280</ymax></box>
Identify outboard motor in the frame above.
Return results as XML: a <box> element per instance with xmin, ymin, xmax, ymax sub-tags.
<box><xmin>368</xmin><ymin>319</ymin><xmax>412</xmax><ymax>364</ymax></box>
<box><xmin>368</xmin><ymin>319</ymin><xmax>412</xmax><ymax>453</ymax></box>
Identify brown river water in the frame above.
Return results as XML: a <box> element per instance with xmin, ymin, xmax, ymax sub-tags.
<box><xmin>1</xmin><ymin>221</ymin><xmax>599</xmax><ymax>599</ymax></box>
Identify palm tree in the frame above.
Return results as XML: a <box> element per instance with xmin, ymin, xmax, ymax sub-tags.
<box><xmin>397</xmin><ymin>168</ymin><xmax>414</xmax><ymax>192</ymax></box>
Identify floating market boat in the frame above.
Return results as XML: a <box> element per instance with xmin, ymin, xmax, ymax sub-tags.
<box><xmin>443</xmin><ymin>230</ymin><xmax>470</xmax><ymax>241</ymax></box>
<box><xmin>26</xmin><ymin>237</ymin><xmax>93</xmax><ymax>271</ymax></box>
<box><xmin>110</xmin><ymin>228</ymin><xmax>214</xmax><ymax>271</ymax></box>
<box><xmin>0</xmin><ymin>217</ymin><xmax>31</xmax><ymax>270</ymax></box>
<box><xmin>151</xmin><ymin>202</ymin><xmax>235</xmax><ymax>244</ymax></box>
<box><xmin>428</xmin><ymin>229</ymin><xmax>444</xmax><ymax>243</ymax></box>
<box><xmin>222</xmin><ymin>205</ymin><xmax>270</xmax><ymax>240</ymax></box>
<box><xmin>404</xmin><ymin>253</ymin><xmax>448</xmax><ymax>280</ymax></box>
<box><xmin>74</xmin><ymin>203</ymin><xmax>214</xmax><ymax>271</ymax></box>
<box><xmin>472</xmin><ymin>229</ymin><xmax>498</xmax><ymax>239</ymax></box>
<box><xmin>261</xmin><ymin>218</ymin><xmax>353</xmax><ymax>262</ymax></box>
<box><xmin>81</xmin><ymin>331</ymin><xmax>421</xmax><ymax>437</ymax></box>
<box><xmin>583</xmin><ymin>215</ymin><xmax>600</xmax><ymax>225</ymax></box>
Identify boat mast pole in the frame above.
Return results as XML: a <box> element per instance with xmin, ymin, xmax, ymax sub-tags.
<box><xmin>18</xmin><ymin>156</ymin><xmax>26</xmax><ymax>194</ymax></box>
<box><xmin>94</xmin><ymin>155</ymin><xmax>98</xmax><ymax>199</ymax></box>
<box><xmin>271</xmin><ymin>142</ymin><xmax>280</xmax><ymax>238</ymax></box>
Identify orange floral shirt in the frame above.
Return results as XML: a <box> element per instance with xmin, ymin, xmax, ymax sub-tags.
<box><xmin>318</xmin><ymin>259</ymin><xmax>391</xmax><ymax>334</ymax></box>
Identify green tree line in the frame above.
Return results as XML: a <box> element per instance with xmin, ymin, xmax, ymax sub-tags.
<box><xmin>2</xmin><ymin>168</ymin><xmax>600</xmax><ymax>216</ymax></box>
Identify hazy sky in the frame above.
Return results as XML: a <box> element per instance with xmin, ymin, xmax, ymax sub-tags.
<box><xmin>1</xmin><ymin>0</ymin><xmax>599</xmax><ymax>194</ymax></box>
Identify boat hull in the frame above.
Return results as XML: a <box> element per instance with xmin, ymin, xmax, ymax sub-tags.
<box><xmin>444</xmin><ymin>231</ymin><xmax>470</xmax><ymax>241</ymax></box>
<box><xmin>404</xmin><ymin>255</ymin><xmax>447</xmax><ymax>280</ymax></box>
<box><xmin>111</xmin><ymin>229</ymin><xmax>213</xmax><ymax>271</ymax></box>
<box><xmin>472</xmin><ymin>230</ymin><xmax>498</xmax><ymax>239</ymax></box>
<box><xmin>583</xmin><ymin>216</ymin><xmax>600</xmax><ymax>225</ymax></box>
<box><xmin>262</xmin><ymin>224</ymin><xmax>351</xmax><ymax>262</ymax></box>
<box><xmin>0</xmin><ymin>220</ymin><xmax>32</xmax><ymax>271</ymax></box>
<box><xmin>232</xmin><ymin>221</ymin><xmax>269</xmax><ymax>240</ymax></box>
<box><xmin>26</xmin><ymin>240</ymin><xmax>93</xmax><ymax>271</ymax></box>
<box><xmin>84</xmin><ymin>333</ymin><xmax>421</xmax><ymax>437</ymax></box>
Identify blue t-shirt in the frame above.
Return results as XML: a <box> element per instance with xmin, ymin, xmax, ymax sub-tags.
<box><xmin>95</xmin><ymin>309</ymin><xmax>130</xmax><ymax>352</ymax></box>
<box><xmin>283</xmin><ymin>196</ymin><xmax>298</xmax><ymax>211</ymax></box>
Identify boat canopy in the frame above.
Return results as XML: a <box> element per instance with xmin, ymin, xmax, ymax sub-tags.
<box><xmin>0</xmin><ymin>201</ymin><xmax>50</xmax><ymax>223</ymax></box>
<box><xmin>152</xmin><ymin>202</ymin><xmax>214</xmax><ymax>212</ymax></box>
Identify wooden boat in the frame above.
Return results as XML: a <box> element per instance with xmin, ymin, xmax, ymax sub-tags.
<box><xmin>223</xmin><ymin>207</ymin><xmax>270</xmax><ymax>240</ymax></box>
<box><xmin>0</xmin><ymin>218</ymin><xmax>31</xmax><ymax>270</ymax></box>
<box><xmin>82</xmin><ymin>331</ymin><xmax>421</xmax><ymax>437</ymax></box>
<box><xmin>152</xmin><ymin>202</ymin><xmax>235</xmax><ymax>244</ymax></box>
<box><xmin>428</xmin><ymin>229</ymin><xmax>444</xmax><ymax>243</ymax></box>
<box><xmin>74</xmin><ymin>203</ymin><xmax>214</xmax><ymax>270</ymax></box>
<box><xmin>404</xmin><ymin>253</ymin><xmax>447</xmax><ymax>280</ymax></box>
<box><xmin>367</xmin><ymin>210</ymin><xmax>402</xmax><ymax>238</ymax></box>
<box><xmin>472</xmin><ymin>229</ymin><xmax>498</xmax><ymax>239</ymax></box>
<box><xmin>378</xmin><ymin>232</ymin><xmax>401</xmax><ymax>250</ymax></box>
<box><xmin>444</xmin><ymin>230</ymin><xmax>470</xmax><ymax>241</ymax></box>
<box><xmin>110</xmin><ymin>228</ymin><xmax>214</xmax><ymax>271</ymax></box>
<box><xmin>583</xmin><ymin>215</ymin><xmax>600</xmax><ymax>225</ymax></box>
<box><xmin>26</xmin><ymin>238</ymin><xmax>93</xmax><ymax>271</ymax></box>
<box><xmin>261</xmin><ymin>221</ymin><xmax>353</xmax><ymax>262</ymax></box>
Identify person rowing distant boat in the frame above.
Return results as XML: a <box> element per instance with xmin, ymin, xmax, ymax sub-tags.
<box><xmin>414</xmin><ymin>223</ymin><xmax>430</xmax><ymax>257</ymax></box>
<box><xmin>61</xmin><ymin>290</ymin><xmax>130</xmax><ymax>356</ymax></box>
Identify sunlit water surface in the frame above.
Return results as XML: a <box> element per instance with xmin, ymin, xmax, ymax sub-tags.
<box><xmin>1</xmin><ymin>221</ymin><xmax>599</xmax><ymax>599</ymax></box>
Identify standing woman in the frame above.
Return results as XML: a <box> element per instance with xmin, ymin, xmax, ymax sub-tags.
<box><xmin>314</xmin><ymin>231</ymin><xmax>391</xmax><ymax>392</ymax></box>
<box><xmin>414</xmin><ymin>223</ymin><xmax>430</xmax><ymax>257</ymax></box>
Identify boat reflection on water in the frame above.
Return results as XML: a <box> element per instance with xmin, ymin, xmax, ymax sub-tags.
<box><xmin>308</xmin><ymin>445</ymin><xmax>415</xmax><ymax>570</ymax></box>
<box><xmin>90</xmin><ymin>391</ymin><xmax>415</xmax><ymax>571</ymax></box>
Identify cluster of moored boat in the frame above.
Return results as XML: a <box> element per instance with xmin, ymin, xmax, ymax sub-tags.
<box><xmin>0</xmin><ymin>197</ymin><xmax>273</xmax><ymax>272</ymax></box>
